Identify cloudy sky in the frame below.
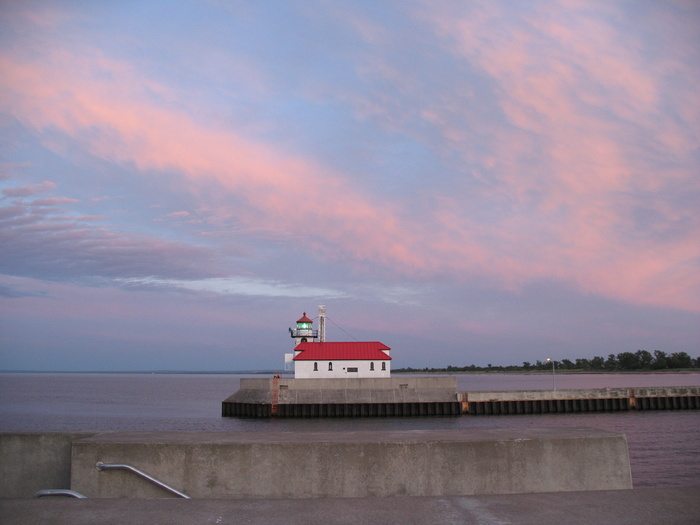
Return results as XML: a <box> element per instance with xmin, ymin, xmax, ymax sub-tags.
<box><xmin>1</xmin><ymin>0</ymin><xmax>698</xmax><ymax>372</ymax></box>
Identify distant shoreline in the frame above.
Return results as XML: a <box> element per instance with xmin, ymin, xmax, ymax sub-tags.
<box><xmin>1</xmin><ymin>369</ymin><xmax>698</xmax><ymax>375</ymax></box>
<box><xmin>0</xmin><ymin>370</ymin><xmax>291</xmax><ymax>375</ymax></box>
<box><xmin>393</xmin><ymin>369</ymin><xmax>700</xmax><ymax>375</ymax></box>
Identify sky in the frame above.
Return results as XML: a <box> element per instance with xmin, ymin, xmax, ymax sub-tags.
<box><xmin>1</xmin><ymin>0</ymin><xmax>698</xmax><ymax>372</ymax></box>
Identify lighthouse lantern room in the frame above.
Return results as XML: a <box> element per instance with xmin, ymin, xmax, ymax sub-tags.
<box><xmin>289</xmin><ymin>312</ymin><xmax>317</xmax><ymax>346</ymax></box>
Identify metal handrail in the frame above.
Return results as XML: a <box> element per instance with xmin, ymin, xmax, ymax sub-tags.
<box><xmin>95</xmin><ymin>461</ymin><xmax>191</xmax><ymax>499</ymax></box>
<box><xmin>33</xmin><ymin>489</ymin><xmax>87</xmax><ymax>498</ymax></box>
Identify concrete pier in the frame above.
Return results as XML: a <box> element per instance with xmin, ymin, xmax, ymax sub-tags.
<box><xmin>462</xmin><ymin>386</ymin><xmax>700</xmax><ymax>415</ymax></box>
<box><xmin>5</xmin><ymin>429</ymin><xmax>697</xmax><ymax>524</ymax></box>
<box><xmin>3</xmin><ymin>428</ymin><xmax>631</xmax><ymax>500</ymax></box>
<box><xmin>0</xmin><ymin>433</ymin><xmax>95</xmax><ymax>499</ymax></box>
<box><xmin>222</xmin><ymin>376</ymin><xmax>461</xmax><ymax>417</ymax></box>
<box><xmin>223</xmin><ymin>380</ymin><xmax>700</xmax><ymax>418</ymax></box>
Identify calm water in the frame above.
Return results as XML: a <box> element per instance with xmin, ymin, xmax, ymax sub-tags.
<box><xmin>1</xmin><ymin>372</ymin><xmax>698</xmax><ymax>488</ymax></box>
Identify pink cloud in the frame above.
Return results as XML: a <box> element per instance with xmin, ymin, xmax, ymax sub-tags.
<box><xmin>2</xmin><ymin>41</ymin><xmax>420</xmax><ymax>271</ymax></box>
<box><xmin>0</xmin><ymin>161</ymin><xmax>33</xmax><ymax>179</ymax></box>
<box><xmin>1</xmin><ymin>2</ymin><xmax>698</xmax><ymax>313</ymax></box>
<box><xmin>29</xmin><ymin>197</ymin><xmax>79</xmax><ymax>206</ymax></box>
<box><xmin>2</xmin><ymin>181</ymin><xmax>57</xmax><ymax>197</ymax></box>
<box><xmin>414</xmin><ymin>2</ymin><xmax>700</xmax><ymax>310</ymax></box>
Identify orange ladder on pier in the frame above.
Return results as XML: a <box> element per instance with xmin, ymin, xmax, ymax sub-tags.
<box><xmin>271</xmin><ymin>373</ymin><xmax>280</xmax><ymax>416</ymax></box>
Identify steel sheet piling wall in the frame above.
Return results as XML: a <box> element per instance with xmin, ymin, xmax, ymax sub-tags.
<box><xmin>222</xmin><ymin>382</ymin><xmax>699</xmax><ymax>418</ymax></box>
<box><xmin>463</xmin><ymin>388</ymin><xmax>700</xmax><ymax>416</ymax></box>
<box><xmin>222</xmin><ymin>401</ymin><xmax>461</xmax><ymax>418</ymax></box>
<box><xmin>223</xmin><ymin>394</ymin><xmax>698</xmax><ymax>418</ymax></box>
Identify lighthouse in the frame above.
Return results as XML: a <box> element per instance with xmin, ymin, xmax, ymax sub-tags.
<box><xmin>288</xmin><ymin>306</ymin><xmax>391</xmax><ymax>379</ymax></box>
<box><xmin>289</xmin><ymin>312</ymin><xmax>317</xmax><ymax>346</ymax></box>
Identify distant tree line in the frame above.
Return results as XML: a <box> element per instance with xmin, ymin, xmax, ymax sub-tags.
<box><xmin>395</xmin><ymin>350</ymin><xmax>699</xmax><ymax>373</ymax></box>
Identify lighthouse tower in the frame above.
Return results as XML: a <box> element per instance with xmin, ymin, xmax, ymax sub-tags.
<box><xmin>290</xmin><ymin>312</ymin><xmax>318</xmax><ymax>346</ymax></box>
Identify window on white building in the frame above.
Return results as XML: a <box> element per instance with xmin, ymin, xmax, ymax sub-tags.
<box><xmin>328</xmin><ymin>362</ymin><xmax>333</xmax><ymax>371</ymax></box>
<box><xmin>370</xmin><ymin>362</ymin><xmax>375</xmax><ymax>371</ymax></box>
<box><xmin>313</xmin><ymin>362</ymin><xmax>318</xmax><ymax>371</ymax></box>
<box><xmin>381</xmin><ymin>362</ymin><xmax>386</xmax><ymax>371</ymax></box>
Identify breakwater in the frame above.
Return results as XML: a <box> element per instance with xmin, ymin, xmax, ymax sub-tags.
<box><xmin>461</xmin><ymin>386</ymin><xmax>700</xmax><ymax>415</ymax></box>
<box><xmin>222</xmin><ymin>379</ymin><xmax>700</xmax><ymax>418</ymax></box>
<box><xmin>222</xmin><ymin>376</ymin><xmax>461</xmax><ymax>418</ymax></box>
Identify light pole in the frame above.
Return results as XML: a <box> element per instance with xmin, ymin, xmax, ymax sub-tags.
<box><xmin>546</xmin><ymin>357</ymin><xmax>556</xmax><ymax>391</ymax></box>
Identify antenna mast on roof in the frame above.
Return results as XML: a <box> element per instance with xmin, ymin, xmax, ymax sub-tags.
<box><xmin>318</xmin><ymin>305</ymin><xmax>326</xmax><ymax>342</ymax></box>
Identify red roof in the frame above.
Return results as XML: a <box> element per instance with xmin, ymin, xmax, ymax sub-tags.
<box><xmin>293</xmin><ymin>342</ymin><xmax>391</xmax><ymax>361</ymax></box>
<box><xmin>297</xmin><ymin>312</ymin><xmax>313</xmax><ymax>323</ymax></box>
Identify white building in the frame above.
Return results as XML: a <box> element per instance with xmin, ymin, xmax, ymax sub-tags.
<box><xmin>287</xmin><ymin>311</ymin><xmax>391</xmax><ymax>379</ymax></box>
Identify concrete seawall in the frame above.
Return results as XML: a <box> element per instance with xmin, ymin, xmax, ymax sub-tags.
<box><xmin>462</xmin><ymin>386</ymin><xmax>700</xmax><ymax>415</ymax></box>
<box><xmin>223</xmin><ymin>379</ymin><xmax>700</xmax><ymax>418</ymax></box>
<box><xmin>223</xmin><ymin>377</ymin><xmax>461</xmax><ymax>417</ymax></box>
<box><xmin>2</xmin><ymin>428</ymin><xmax>632</xmax><ymax>499</ymax></box>
<box><xmin>0</xmin><ymin>432</ymin><xmax>95</xmax><ymax>498</ymax></box>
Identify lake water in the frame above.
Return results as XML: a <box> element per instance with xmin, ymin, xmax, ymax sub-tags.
<box><xmin>1</xmin><ymin>372</ymin><xmax>698</xmax><ymax>488</ymax></box>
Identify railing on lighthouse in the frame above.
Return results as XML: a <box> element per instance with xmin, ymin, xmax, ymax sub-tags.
<box><xmin>290</xmin><ymin>327</ymin><xmax>318</xmax><ymax>338</ymax></box>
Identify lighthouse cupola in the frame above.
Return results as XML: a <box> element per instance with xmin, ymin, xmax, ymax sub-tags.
<box><xmin>290</xmin><ymin>312</ymin><xmax>317</xmax><ymax>346</ymax></box>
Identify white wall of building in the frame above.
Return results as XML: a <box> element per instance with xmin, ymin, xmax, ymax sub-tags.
<box><xmin>295</xmin><ymin>359</ymin><xmax>390</xmax><ymax>379</ymax></box>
